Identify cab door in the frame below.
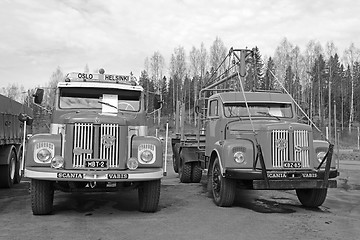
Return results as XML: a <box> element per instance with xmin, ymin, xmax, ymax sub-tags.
<box><xmin>205</xmin><ymin>98</ymin><xmax>221</xmax><ymax>156</ymax></box>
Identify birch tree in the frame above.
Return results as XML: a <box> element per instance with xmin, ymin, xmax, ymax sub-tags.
<box><xmin>343</xmin><ymin>43</ymin><xmax>360</xmax><ymax>133</ymax></box>
<box><xmin>149</xmin><ymin>52</ymin><xmax>165</xmax><ymax>125</ymax></box>
<box><xmin>189</xmin><ymin>46</ymin><xmax>201</xmax><ymax>125</ymax></box>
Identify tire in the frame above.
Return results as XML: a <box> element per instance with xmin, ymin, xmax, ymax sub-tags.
<box><xmin>173</xmin><ymin>155</ymin><xmax>179</xmax><ymax>173</ymax></box>
<box><xmin>31</xmin><ymin>179</ymin><xmax>54</xmax><ymax>215</ymax></box>
<box><xmin>14</xmin><ymin>147</ymin><xmax>23</xmax><ymax>184</ymax></box>
<box><xmin>211</xmin><ymin>157</ymin><xmax>236</xmax><ymax>207</ymax></box>
<box><xmin>0</xmin><ymin>148</ymin><xmax>16</xmax><ymax>188</ymax></box>
<box><xmin>296</xmin><ymin>188</ymin><xmax>328</xmax><ymax>208</ymax></box>
<box><xmin>191</xmin><ymin>163</ymin><xmax>202</xmax><ymax>183</ymax></box>
<box><xmin>179</xmin><ymin>159</ymin><xmax>192</xmax><ymax>183</ymax></box>
<box><xmin>138</xmin><ymin>180</ymin><xmax>161</xmax><ymax>212</ymax></box>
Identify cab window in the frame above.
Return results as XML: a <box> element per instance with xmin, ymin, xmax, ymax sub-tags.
<box><xmin>209</xmin><ymin>99</ymin><xmax>219</xmax><ymax>117</ymax></box>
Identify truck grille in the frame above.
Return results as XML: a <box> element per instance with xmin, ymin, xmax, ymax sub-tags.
<box><xmin>72</xmin><ymin>123</ymin><xmax>120</xmax><ymax>168</ymax></box>
<box><xmin>271</xmin><ymin>130</ymin><xmax>310</xmax><ymax>168</ymax></box>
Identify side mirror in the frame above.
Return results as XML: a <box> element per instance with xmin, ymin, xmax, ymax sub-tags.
<box><xmin>18</xmin><ymin>113</ymin><xmax>34</xmax><ymax>125</ymax></box>
<box><xmin>33</xmin><ymin>88</ymin><xmax>44</xmax><ymax>104</ymax></box>
<box><xmin>153</xmin><ymin>94</ymin><xmax>162</xmax><ymax>110</ymax></box>
<box><xmin>195</xmin><ymin>99</ymin><xmax>205</xmax><ymax>114</ymax></box>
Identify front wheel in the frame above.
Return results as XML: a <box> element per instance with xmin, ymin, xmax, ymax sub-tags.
<box><xmin>211</xmin><ymin>157</ymin><xmax>236</xmax><ymax>207</ymax></box>
<box><xmin>138</xmin><ymin>180</ymin><xmax>161</xmax><ymax>212</ymax></box>
<box><xmin>31</xmin><ymin>179</ymin><xmax>54</xmax><ymax>215</ymax></box>
<box><xmin>296</xmin><ymin>188</ymin><xmax>328</xmax><ymax>208</ymax></box>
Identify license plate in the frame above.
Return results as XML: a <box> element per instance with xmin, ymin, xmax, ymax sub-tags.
<box><xmin>85</xmin><ymin>159</ymin><xmax>108</xmax><ymax>169</ymax></box>
<box><xmin>283</xmin><ymin>161</ymin><xmax>301</xmax><ymax>168</ymax></box>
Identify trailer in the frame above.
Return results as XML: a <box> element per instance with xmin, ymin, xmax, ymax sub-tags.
<box><xmin>172</xmin><ymin>48</ymin><xmax>338</xmax><ymax>208</ymax></box>
<box><xmin>0</xmin><ymin>94</ymin><xmax>33</xmax><ymax>188</ymax></box>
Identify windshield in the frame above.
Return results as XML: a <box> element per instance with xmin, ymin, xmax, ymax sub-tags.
<box><xmin>59</xmin><ymin>87</ymin><xmax>141</xmax><ymax>112</ymax></box>
<box><xmin>223</xmin><ymin>102</ymin><xmax>293</xmax><ymax>118</ymax></box>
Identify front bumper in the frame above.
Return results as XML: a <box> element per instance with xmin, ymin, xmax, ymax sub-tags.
<box><xmin>225</xmin><ymin>168</ymin><xmax>338</xmax><ymax>190</ymax></box>
<box><xmin>25</xmin><ymin>167</ymin><xmax>163</xmax><ymax>182</ymax></box>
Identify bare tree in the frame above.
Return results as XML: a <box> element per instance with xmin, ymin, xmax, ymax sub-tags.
<box><xmin>199</xmin><ymin>43</ymin><xmax>208</xmax><ymax>88</ymax></box>
<box><xmin>44</xmin><ymin>67</ymin><xmax>64</xmax><ymax>109</ymax></box>
<box><xmin>273</xmin><ymin>38</ymin><xmax>294</xmax><ymax>85</ymax></box>
<box><xmin>149</xmin><ymin>52</ymin><xmax>165</xmax><ymax>125</ymax></box>
<box><xmin>325</xmin><ymin>41</ymin><xmax>338</xmax><ymax>139</ymax></box>
<box><xmin>84</xmin><ymin>64</ymin><xmax>90</xmax><ymax>73</ymax></box>
<box><xmin>169</xmin><ymin>46</ymin><xmax>187</xmax><ymax>101</ymax></box>
<box><xmin>1</xmin><ymin>83</ymin><xmax>25</xmax><ymax>102</ymax></box>
<box><xmin>343</xmin><ymin>43</ymin><xmax>360</xmax><ymax>133</ymax></box>
<box><xmin>209</xmin><ymin>37</ymin><xmax>227</xmax><ymax>80</ymax></box>
<box><xmin>189</xmin><ymin>46</ymin><xmax>201</xmax><ymax>125</ymax></box>
<box><xmin>304</xmin><ymin>40</ymin><xmax>323</xmax><ymax>120</ymax></box>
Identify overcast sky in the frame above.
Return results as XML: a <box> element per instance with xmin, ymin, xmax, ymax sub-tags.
<box><xmin>1</xmin><ymin>0</ymin><xmax>359</xmax><ymax>90</ymax></box>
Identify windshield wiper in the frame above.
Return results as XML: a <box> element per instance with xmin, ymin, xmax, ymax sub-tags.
<box><xmin>98</xmin><ymin>101</ymin><xmax>118</xmax><ymax>110</ymax></box>
<box><xmin>256</xmin><ymin>111</ymin><xmax>280</xmax><ymax>120</ymax></box>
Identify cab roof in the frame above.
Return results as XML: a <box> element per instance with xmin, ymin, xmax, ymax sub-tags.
<box><xmin>57</xmin><ymin>81</ymin><xmax>143</xmax><ymax>91</ymax></box>
<box><xmin>211</xmin><ymin>91</ymin><xmax>293</xmax><ymax>104</ymax></box>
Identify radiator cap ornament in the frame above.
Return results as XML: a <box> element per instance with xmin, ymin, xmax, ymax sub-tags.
<box><xmin>102</xmin><ymin>135</ymin><xmax>116</xmax><ymax>148</ymax></box>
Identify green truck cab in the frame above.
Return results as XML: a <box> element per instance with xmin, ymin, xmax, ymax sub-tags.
<box><xmin>25</xmin><ymin>71</ymin><xmax>163</xmax><ymax>214</ymax></box>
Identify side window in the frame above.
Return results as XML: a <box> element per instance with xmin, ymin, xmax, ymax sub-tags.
<box><xmin>209</xmin><ymin>100</ymin><xmax>219</xmax><ymax>117</ymax></box>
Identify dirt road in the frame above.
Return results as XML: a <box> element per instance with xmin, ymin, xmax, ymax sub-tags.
<box><xmin>1</xmin><ymin>160</ymin><xmax>359</xmax><ymax>240</ymax></box>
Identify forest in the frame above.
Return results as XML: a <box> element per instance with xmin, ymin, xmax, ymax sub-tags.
<box><xmin>1</xmin><ymin>37</ymin><xmax>360</xmax><ymax>146</ymax></box>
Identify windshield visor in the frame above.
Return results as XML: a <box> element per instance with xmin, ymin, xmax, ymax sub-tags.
<box><xmin>223</xmin><ymin>102</ymin><xmax>293</xmax><ymax>118</ymax></box>
<box><xmin>59</xmin><ymin>87</ymin><xmax>141</xmax><ymax>112</ymax></box>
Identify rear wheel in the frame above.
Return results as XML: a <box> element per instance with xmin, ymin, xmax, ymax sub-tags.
<box><xmin>173</xmin><ymin>155</ymin><xmax>179</xmax><ymax>173</ymax></box>
<box><xmin>296</xmin><ymin>188</ymin><xmax>328</xmax><ymax>208</ymax></box>
<box><xmin>191</xmin><ymin>163</ymin><xmax>202</xmax><ymax>183</ymax></box>
<box><xmin>0</xmin><ymin>148</ymin><xmax>16</xmax><ymax>188</ymax></box>
<box><xmin>211</xmin><ymin>157</ymin><xmax>236</xmax><ymax>207</ymax></box>
<box><xmin>31</xmin><ymin>179</ymin><xmax>54</xmax><ymax>215</ymax></box>
<box><xmin>138</xmin><ymin>180</ymin><xmax>161</xmax><ymax>212</ymax></box>
<box><xmin>179</xmin><ymin>159</ymin><xmax>192</xmax><ymax>183</ymax></box>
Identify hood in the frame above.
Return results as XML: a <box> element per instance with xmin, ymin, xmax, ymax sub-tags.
<box><xmin>227</xmin><ymin>119</ymin><xmax>312</xmax><ymax>133</ymax></box>
<box><xmin>57</xmin><ymin>111</ymin><xmax>130</xmax><ymax>125</ymax></box>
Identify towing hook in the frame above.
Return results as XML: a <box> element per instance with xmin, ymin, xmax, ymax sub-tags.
<box><xmin>90</xmin><ymin>182</ymin><xmax>97</xmax><ymax>188</ymax></box>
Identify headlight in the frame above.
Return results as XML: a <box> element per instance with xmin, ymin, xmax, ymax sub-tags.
<box><xmin>37</xmin><ymin>149</ymin><xmax>52</xmax><ymax>162</ymax></box>
<box><xmin>51</xmin><ymin>156</ymin><xmax>64</xmax><ymax>169</ymax></box>
<box><xmin>138</xmin><ymin>144</ymin><xmax>156</xmax><ymax>164</ymax></box>
<box><xmin>234</xmin><ymin>151</ymin><xmax>246</xmax><ymax>164</ymax></box>
<box><xmin>34</xmin><ymin>142</ymin><xmax>55</xmax><ymax>164</ymax></box>
<box><xmin>140</xmin><ymin>150</ymin><xmax>153</xmax><ymax>163</ymax></box>
<box><xmin>317</xmin><ymin>151</ymin><xmax>327</xmax><ymax>163</ymax></box>
<box><xmin>127</xmin><ymin>157</ymin><xmax>139</xmax><ymax>170</ymax></box>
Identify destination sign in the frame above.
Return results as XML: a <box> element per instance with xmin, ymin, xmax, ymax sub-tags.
<box><xmin>67</xmin><ymin>72</ymin><xmax>130</xmax><ymax>83</ymax></box>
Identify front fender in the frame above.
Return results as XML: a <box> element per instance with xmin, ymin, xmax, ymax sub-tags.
<box><xmin>313</xmin><ymin>140</ymin><xmax>336</xmax><ymax>168</ymax></box>
<box><xmin>213</xmin><ymin>139</ymin><xmax>255</xmax><ymax>171</ymax></box>
<box><xmin>25</xmin><ymin>133</ymin><xmax>62</xmax><ymax>167</ymax></box>
<box><xmin>132</xmin><ymin>136</ymin><xmax>163</xmax><ymax>168</ymax></box>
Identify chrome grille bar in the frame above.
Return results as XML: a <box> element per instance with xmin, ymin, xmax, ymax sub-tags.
<box><xmin>294</xmin><ymin>130</ymin><xmax>310</xmax><ymax>168</ymax></box>
<box><xmin>73</xmin><ymin>123</ymin><xmax>93</xmax><ymax>168</ymax></box>
<box><xmin>272</xmin><ymin>130</ymin><xmax>288</xmax><ymax>168</ymax></box>
<box><xmin>100</xmin><ymin>124</ymin><xmax>119</xmax><ymax>168</ymax></box>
